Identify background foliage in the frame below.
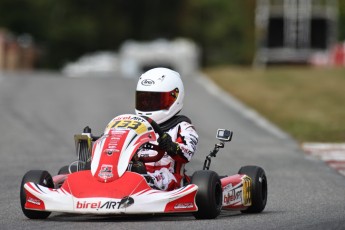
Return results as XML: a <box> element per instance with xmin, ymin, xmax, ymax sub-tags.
<box><xmin>0</xmin><ymin>0</ymin><xmax>343</xmax><ymax>69</ymax></box>
<box><xmin>206</xmin><ymin>66</ymin><xmax>345</xmax><ymax>142</ymax></box>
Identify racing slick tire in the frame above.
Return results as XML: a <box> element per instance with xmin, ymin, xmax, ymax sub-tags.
<box><xmin>20</xmin><ymin>170</ymin><xmax>54</xmax><ymax>219</ymax></box>
<box><xmin>191</xmin><ymin>170</ymin><xmax>222</xmax><ymax>219</ymax></box>
<box><xmin>58</xmin><ymin>165</ymin><xmax>77</xmax><ymax>174</ymax></box>
<box><xmin>238</xmin><ymin>165</ymin><xmax>267</xmax><ymax>213</ymax></box>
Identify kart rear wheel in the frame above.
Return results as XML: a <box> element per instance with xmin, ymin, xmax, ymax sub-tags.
<box><xmin>191</xmin><ymin>170</ymin><xmax>222</xmax><ymax>219</ymax></box>
<box><xmin>238</xmin><ymin>165</ymin><xmax>267</xmax><ymax>213</ymax></box>
<box><xmin>58</xmin><ymin>165</ymin><xmax>77</xmax><ymax>175</ymax></box>
<box><xmin>20</xmin><ymin>170</ymin><xmax>54</xmax><ymax>219</ymax></box>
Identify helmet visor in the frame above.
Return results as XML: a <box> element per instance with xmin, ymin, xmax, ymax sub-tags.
<box><xmin>136</xmin><ymin>88</ymin><xmax>179</xmax><ymax>112</ymax></box>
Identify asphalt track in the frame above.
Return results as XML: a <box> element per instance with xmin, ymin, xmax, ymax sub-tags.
<box><xmin>1</xmin><ymin>71</ymin><xmax>345</xmax><ymax>230</ymax></box>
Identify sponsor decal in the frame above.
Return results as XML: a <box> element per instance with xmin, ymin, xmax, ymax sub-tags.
<box><xmin>141</xmin><ymin>79</ymin><xmax>155</xmax><ymax>86</ymax></box>
<box><xmin>107</xmin><ymin>138</ymin><xmax>120</xmax><ymax>150</ymax></box>
<box><xmin>114</xmin><ymin>115</ymin><xmax>133</xmax><ymax>121</ymax></box>
<box><xmin>131</xmin><ymin>116</ymin><xmax>146</xmax><ymax>123</ymax></box>
<box><xmin>180</xmin><ymin>146</ymin><xmax>194</xmax><ymax>156</ymax></box>
<box><xmin>109</xmin><ymin>130</ymin><xmax>126</xmax><ymax>136</ymax></box>
<box><xmin>174</xmin><ymin>203</ymin><xmax>194</xmax><ymax>209</ymax></box>
<box><xmin>224</xmin><ymin>188</ymin><xmax>242</xmax><ymax>205</ymax></box>
<box><xmin>190</xmin><ymin>134</ymin><xmax>198</xmax><ymax>143</ymax></box>
<box><xmin>189</xmin><ymin>138</ymin><xmax>198</xmax><ymax>147</ymax></box>
<box><xmin>27</xmin><ymin>197</ymin><xmax>41</xmax><ymax>205</ymax></box>
<box><xmin>76</xmin><ymin>201</ymin><xmax>101</xmax><ymax>209</ymax></box>
<box><xmin>223</xmin><ymin>183</ymin><xmax>243</xmax><ymax>205</ymax></box>
<box><xmin>98</xmin><ymin>164</ymin><xmax>114</xmax><ymax>179</ymax></box>
<box><xmin>76</xmin><ymin>197</ymin><xmax>134</xmax><ymax>210</ymax></box>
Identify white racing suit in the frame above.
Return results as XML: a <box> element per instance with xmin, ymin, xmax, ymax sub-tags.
<box><xmin>137</xmin><ymin>120</ymin><xmax>198</xmax><ymax>191</ymax></box>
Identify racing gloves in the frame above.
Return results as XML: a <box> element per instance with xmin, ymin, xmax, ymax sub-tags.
<box><xmin>158</xmin><ymin>133</ymin><xmax>180</xmax><ymax>157</ymax></box>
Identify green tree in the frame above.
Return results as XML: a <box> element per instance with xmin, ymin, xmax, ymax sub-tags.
<box><xmin>0</xmin><ymin>0</ymin><xmax>342</xmax><ymax>69</ymax></box>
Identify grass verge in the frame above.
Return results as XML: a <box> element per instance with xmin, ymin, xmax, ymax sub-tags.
<box><xmin>204</xmin><ymin>66</ymin><xmax>345</xmax><ymax>143</ymax></box>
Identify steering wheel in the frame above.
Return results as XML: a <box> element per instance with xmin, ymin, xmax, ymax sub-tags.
<box><xmin>138</xmin><ymin>116</ymin><xmax>165</xmax><ymax>163</ymax></box>
<box><xmin>140</xmin><ymin>115</ymin><xmax>164</xmax><ymax>136</ymax></box>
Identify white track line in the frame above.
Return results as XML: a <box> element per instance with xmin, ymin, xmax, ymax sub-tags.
<box><xmin>196</xmin><ymin>73</ymin><xmax>290</xmax><ymax>139</ymax></box>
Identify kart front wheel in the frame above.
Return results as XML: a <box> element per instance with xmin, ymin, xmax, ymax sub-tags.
<box><xmin>238</xmin><ymin>165</ymin><xmax>267</xmax><ymax>213</ymax></box>
<box><xmin>191</xmin><ymin>170</ymin><xmax>222</xmax><ymax>219</ymax></box>
<box><xmin>20</xmin><ymin>170</ymin><xmax>54</xmax><ymax>219</ymax></box>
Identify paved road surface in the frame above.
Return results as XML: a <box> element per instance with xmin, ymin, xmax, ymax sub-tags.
<box><xmin>0</xmin><ymin>71</ymin><xmax>344</xmax><ymax>230</ymax></box>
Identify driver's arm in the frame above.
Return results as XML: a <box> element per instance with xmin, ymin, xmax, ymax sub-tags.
<box><xmin>158</xmin><ymin>122</ymin><xmax>198</xmax><ymax>162</ymax></box>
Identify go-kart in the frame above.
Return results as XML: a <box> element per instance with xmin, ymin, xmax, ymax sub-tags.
<box><xmin>20</xmin><ymin>114</ymin><xmax>267</xmax><ymax>220</ymax></box>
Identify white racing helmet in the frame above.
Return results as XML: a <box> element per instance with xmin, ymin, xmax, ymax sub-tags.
<box><xmin>135</xmin><ymin>67</ymin><xmax>184</xmax><ymax>124</ymax></box>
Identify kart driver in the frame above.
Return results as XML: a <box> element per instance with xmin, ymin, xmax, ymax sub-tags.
<box><xmin>135</xmin><ymin>67</ymin><xmax>199</xmax><ymax>191</ymax></box>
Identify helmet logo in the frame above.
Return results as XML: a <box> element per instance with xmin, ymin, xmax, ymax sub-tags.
<box><xmin>141</xmin><ymin>79</ymin><xmax>155</xmax><ymax>86</ymax></box>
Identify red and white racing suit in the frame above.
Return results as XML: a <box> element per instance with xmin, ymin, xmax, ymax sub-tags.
<box><xmin>137</xmin><ymin>121</ymin><xmax>198</xmax><ymax>191</ymax></box>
